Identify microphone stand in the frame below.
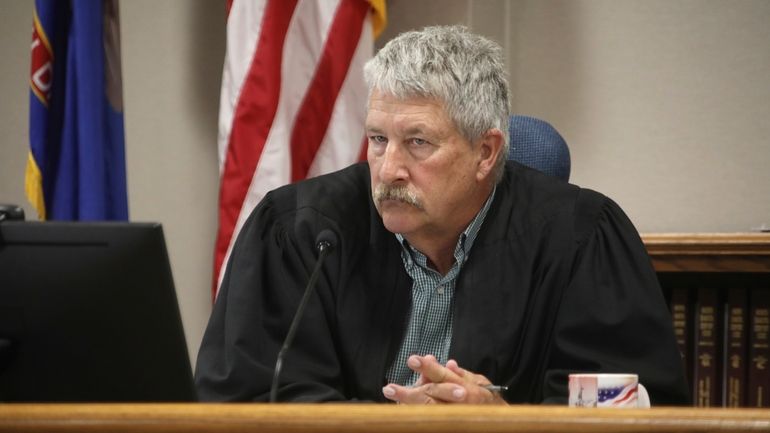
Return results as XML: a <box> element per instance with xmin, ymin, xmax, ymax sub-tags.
<box><xmin>269</xmin><ymin>236</ymin><xmax>334</xmax><ymax>402</ymax></box>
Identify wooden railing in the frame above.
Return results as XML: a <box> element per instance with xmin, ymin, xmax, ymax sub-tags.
<box><xmin>1</xmin><ymin>404</ymin><xmax>770</xmax><ymax>433</ymax></box>
<box><xmin>642</xmin><ymin>232</ymin><xmax>770</xmax><ymax>272</ymax></box>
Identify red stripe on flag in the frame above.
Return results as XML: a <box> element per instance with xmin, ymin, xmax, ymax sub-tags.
<box><xmin>213</xmin><ymin>0</ymin><xmax>299</xmax><ymax>299</ymax></box>
<box><xmin>612</xmin><ymin>386</ymin><xmax>637</xmax><ymax>405</ymax></box>
<box><xmin>289</xmin><ymin>0</ymin><xmax>369</xmax><ymax>182</ymax></box>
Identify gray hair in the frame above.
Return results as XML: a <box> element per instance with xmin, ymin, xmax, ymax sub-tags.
<box><xmin>364</xmin><ymin>25</ymin><xmax>510</xmax><ymax>182</ymax></box>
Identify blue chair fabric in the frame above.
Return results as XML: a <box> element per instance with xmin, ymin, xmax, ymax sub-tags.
<box><xmin>507</xmin><ymin>115</ymin><xmax>571</xmax><ymax>182</ymax></box>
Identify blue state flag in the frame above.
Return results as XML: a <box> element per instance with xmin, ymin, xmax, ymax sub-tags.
<box><xmin>27</xmin><ymin>0</ymin><xmax>128</xmax><ymax>221</ymax></box>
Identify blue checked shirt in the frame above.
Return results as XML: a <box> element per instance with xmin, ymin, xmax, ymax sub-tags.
<box><xmin>385</xmin><ymin>188</ymin><xmax>496</xmax><ymax>386</ymax></box>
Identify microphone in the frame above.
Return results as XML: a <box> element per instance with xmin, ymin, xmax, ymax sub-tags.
<box><xmin>269</xmin><ymin>229</ymin><xmax>337</xmax><ymax>402</ymax></box>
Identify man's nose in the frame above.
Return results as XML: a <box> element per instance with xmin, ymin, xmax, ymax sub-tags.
<box><xmin>378</xmin><ymin>142</ymin><xmax>408</xmax><ymax>183</ymax></box>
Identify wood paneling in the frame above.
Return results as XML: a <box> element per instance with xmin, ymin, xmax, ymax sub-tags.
<box><xmin>642</xmin><ymin>233</ymin><xmax>770</xmax><ymax>272</ymax></box>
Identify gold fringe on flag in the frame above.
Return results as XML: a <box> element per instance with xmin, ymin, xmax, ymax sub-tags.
<box><xmin>25</xmin><ymin>151</ymin><xmax>46</xmax><ymax>220</ymax></box>
<box><xmin>368</xmin><ymin>0</ymin><xmax>387</xmax><ymax>39</ymax></box>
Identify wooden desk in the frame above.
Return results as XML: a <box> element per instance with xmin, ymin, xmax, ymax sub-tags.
<box><xmin>1</xmin><ymin>404</ymin><xmax>769</xmax><ymax>433</ymax></box>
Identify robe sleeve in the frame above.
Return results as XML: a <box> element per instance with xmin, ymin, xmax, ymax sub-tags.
<box><xmin>541</xmin><ymin>193</ymin><xmax>690</xmax><ymax>405</ymax></box>
<box><xmin>194</xmin><ymin>193</ymin><xmax>347</xmax><ymax>402</ymax></box>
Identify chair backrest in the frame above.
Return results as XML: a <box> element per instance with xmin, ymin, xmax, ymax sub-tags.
<box><xmin>507</xmin><ymin>115</ymin><xmax>571</xmax><ymax>182</ymax></box>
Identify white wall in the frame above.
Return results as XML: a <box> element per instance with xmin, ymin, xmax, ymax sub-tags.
<box><xmin>0</xmin><ymin>1</ymin><xmax>32</xmax><ymax>216</ymax></box>
<box><xmin>382</xmin><ymin>0</ymin><xmax>770</xmax><ymax>233</ymax></box>
<box><xmin>2</xmin><ymin>1</ymin><xmax>769</xmax><ymax>366</ymax></box>
<box><xmin>119</xmin><ymin>1</ymin><xmax>224</xmax><ymax>367</ymax></box>
<box><xmin>506</xmin><ymin>0</ymin><xmax>770</xmax><ymax>232</ymax></box>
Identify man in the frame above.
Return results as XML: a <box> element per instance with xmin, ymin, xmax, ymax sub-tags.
<box><xmin>195</xmin><ymin>25</ymin><xmax>689</xmax><ymax>405</ymax></box>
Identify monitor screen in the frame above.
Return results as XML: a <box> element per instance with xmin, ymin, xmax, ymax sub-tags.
<box><xmin>0</xmin><ymin>221</ymin><xmax>196</xmax><ymax>402</ymax></box>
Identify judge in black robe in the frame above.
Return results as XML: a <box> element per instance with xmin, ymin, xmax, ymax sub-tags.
<box><xmin>195</xmin><ymin>161</ymin><xmax>690</xmax><ymax>405</ymax></box>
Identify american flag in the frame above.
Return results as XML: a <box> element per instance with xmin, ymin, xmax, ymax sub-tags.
<box><xmin>598</xmin><ymin>383</ymin><xmax>638</xmax><ymax>407</ymax></box>
<box><xmin>212</xmin><ymin>0</ymin><xmax>386</xmax><ymax>299</ymax></box>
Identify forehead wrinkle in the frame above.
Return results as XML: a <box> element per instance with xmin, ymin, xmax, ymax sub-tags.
<box><xmin>367</xmin><ymin>93</ymin><xmax>452</xmax><ymax>139</ymax></box>
<box><xmin>392</xmin><ymin>122</ymin><xmax>444</xmax><ymax>141</ymax></box>
<box><xmin>401</xmin><ymin>120</ymin><xmax>451</xmax><ymax>142</ymax></box>
<box><xmin>402</xmin><ymin>124</ymin><xmax>428</xmax><ymax>135</ymax></box>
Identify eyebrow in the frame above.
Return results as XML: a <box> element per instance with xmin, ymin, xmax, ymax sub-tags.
<box><xmin>404</xmin><ymin>126</ymin><xmax>430</xmax><ymax>136</ymax></box>
<box><xmin>365</xmin><ymin>124</ymin><xmax>437</xmax><ymax>137</ymax></box>
<box><xmin>365</xmin><ymin>126</ymin><xmax>385</xmax><ymax>134</ymax></box>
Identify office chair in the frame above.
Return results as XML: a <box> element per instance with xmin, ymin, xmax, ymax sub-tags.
<box><xmin>508</xmin><ymin>115</ymin><xmax>571</xmax><ymax>182</ymax></box>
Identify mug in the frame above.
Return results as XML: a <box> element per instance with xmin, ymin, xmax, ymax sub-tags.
<box><xmin>568</xmin><ymin>373</ymin><xmax>642</xmax><ymax>408</ymax></box>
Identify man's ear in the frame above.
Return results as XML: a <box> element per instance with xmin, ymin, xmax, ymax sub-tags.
<box><xmin>476</xmin><ymin>128</ymin><xmax>504</xmax><ymax>181</ymax></box>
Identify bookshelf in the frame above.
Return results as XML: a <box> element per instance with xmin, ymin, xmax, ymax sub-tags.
<box><xmin>642</xmin><ymin>233</ymin><xmax>770</xmax><ymax>408</ymax></box>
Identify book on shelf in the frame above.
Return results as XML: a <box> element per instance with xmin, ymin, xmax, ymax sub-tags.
<box><xmin>670</xmin><ymin>288</ymin><xmax>692</xmax><ymax>388</ymax></box>
<box><xmin>722</xmin><ymin>288</ymin><xmax>747</xmax><ymax>407</ymax></box>
<box><xmin>748</xmin><ymin>288</ymin><xmax>769</xmax><ymax>407</ymax></box>
<box><xmin>693</xmin><ymin>287</ymin><xmax>721</xmax><ymax>407</ymax></box>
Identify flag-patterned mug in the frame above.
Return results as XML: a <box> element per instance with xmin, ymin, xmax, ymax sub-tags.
<box><xmin>568</xmin><ymin>373</ymin><xmax>639</xmax><ymax>408</ymax></box>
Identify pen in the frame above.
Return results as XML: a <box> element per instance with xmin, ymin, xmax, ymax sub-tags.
<box><xmin>482</xmin><ymin>384</ymin><xmax>508</xmax><ymax>393</ymax></box>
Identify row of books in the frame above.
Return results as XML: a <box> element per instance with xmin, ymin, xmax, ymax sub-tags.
<box><xmin>669</xmin><ymin>287</ymin><xmax>769</xmax><ymax>407</ymax></box>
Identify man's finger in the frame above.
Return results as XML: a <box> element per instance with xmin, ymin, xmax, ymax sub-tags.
<box><xmin>422</xmin><ymin>382</ymin><xmax>469</xmax><ymax>403</ymax></box>
<box><xmin>446</xmin><ymin>359</ymin><xmax>468</xmax><ymax>377</ymax></box>
<box><xmin>446</xmin><ymin>359</ymin><xmax>492</xmax><ymax>387</ymax></box>
<box><xmin>382</xmin><ymin>383</ymin><xmax>436</xmax><ymax>405</ymax></box>
<box><xmin>406</xmin><ymin>355</ymin><xmax>463</xmax><ymax>385</ymax></box>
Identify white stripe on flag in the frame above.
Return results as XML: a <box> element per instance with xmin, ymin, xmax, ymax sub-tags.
<box><xmin>217</xmin><ymin>0</ymin><xmax>267</xmax><ymax>172</ymax></box>
<box><xmin>308</xmin><ymin>17</ymin><xmax>372</xmax><ymax>178</ymax></box>
<box><xmin>217</xmin><ymin>0</ymin><xmax>340</xmax><ymax>293</ymax></box>
<box><xmin>215</xmin><ymin>0</ymin><xmax>373</xmax><ymax>297</ymax></box>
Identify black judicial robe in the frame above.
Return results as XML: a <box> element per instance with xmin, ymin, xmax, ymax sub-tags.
<box><xmin>195</xmin><ymin>161</ymin><xmax>690</xmax><ymax>405</ymax></box>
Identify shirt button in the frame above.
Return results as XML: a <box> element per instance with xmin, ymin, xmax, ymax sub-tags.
<box><xmin>436</xmin><ymin>285</ymin><xmax>445</xmax><ymax>295</ymax></box>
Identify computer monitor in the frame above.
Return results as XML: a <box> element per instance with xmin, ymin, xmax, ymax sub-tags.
<box><xmin>0</xmin><ymin>221</ymin><xmax>196</xmax><ymax>402</ymax></box>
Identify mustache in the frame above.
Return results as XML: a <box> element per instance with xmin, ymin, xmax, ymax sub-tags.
<box><xmin>373</xmin><ymin>184</ymin><xmax>423</xmax><ymax>209</ymax></box>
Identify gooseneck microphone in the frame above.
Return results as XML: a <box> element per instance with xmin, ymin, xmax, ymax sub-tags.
<box><xmin>269</xmin><ymin>229</ymin><xmax>338</xmax><ymax>402</ymax></box>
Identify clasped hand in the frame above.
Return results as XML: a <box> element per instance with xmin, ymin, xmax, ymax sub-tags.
<box><xmin>382</xmin><ymin>354</ymin><xmax>507</xmax><ymax>405</ymax></box>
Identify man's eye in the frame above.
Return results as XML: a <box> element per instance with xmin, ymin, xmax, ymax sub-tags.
<box><xmin>411</xmin><ymin>138</ymin><xmax>427</xmax><ymax>146</ymax></box>
<box><xmin>369</xmin><ymin>135</ymin><xmax>387</xmax><ymax>144</ymax></box>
